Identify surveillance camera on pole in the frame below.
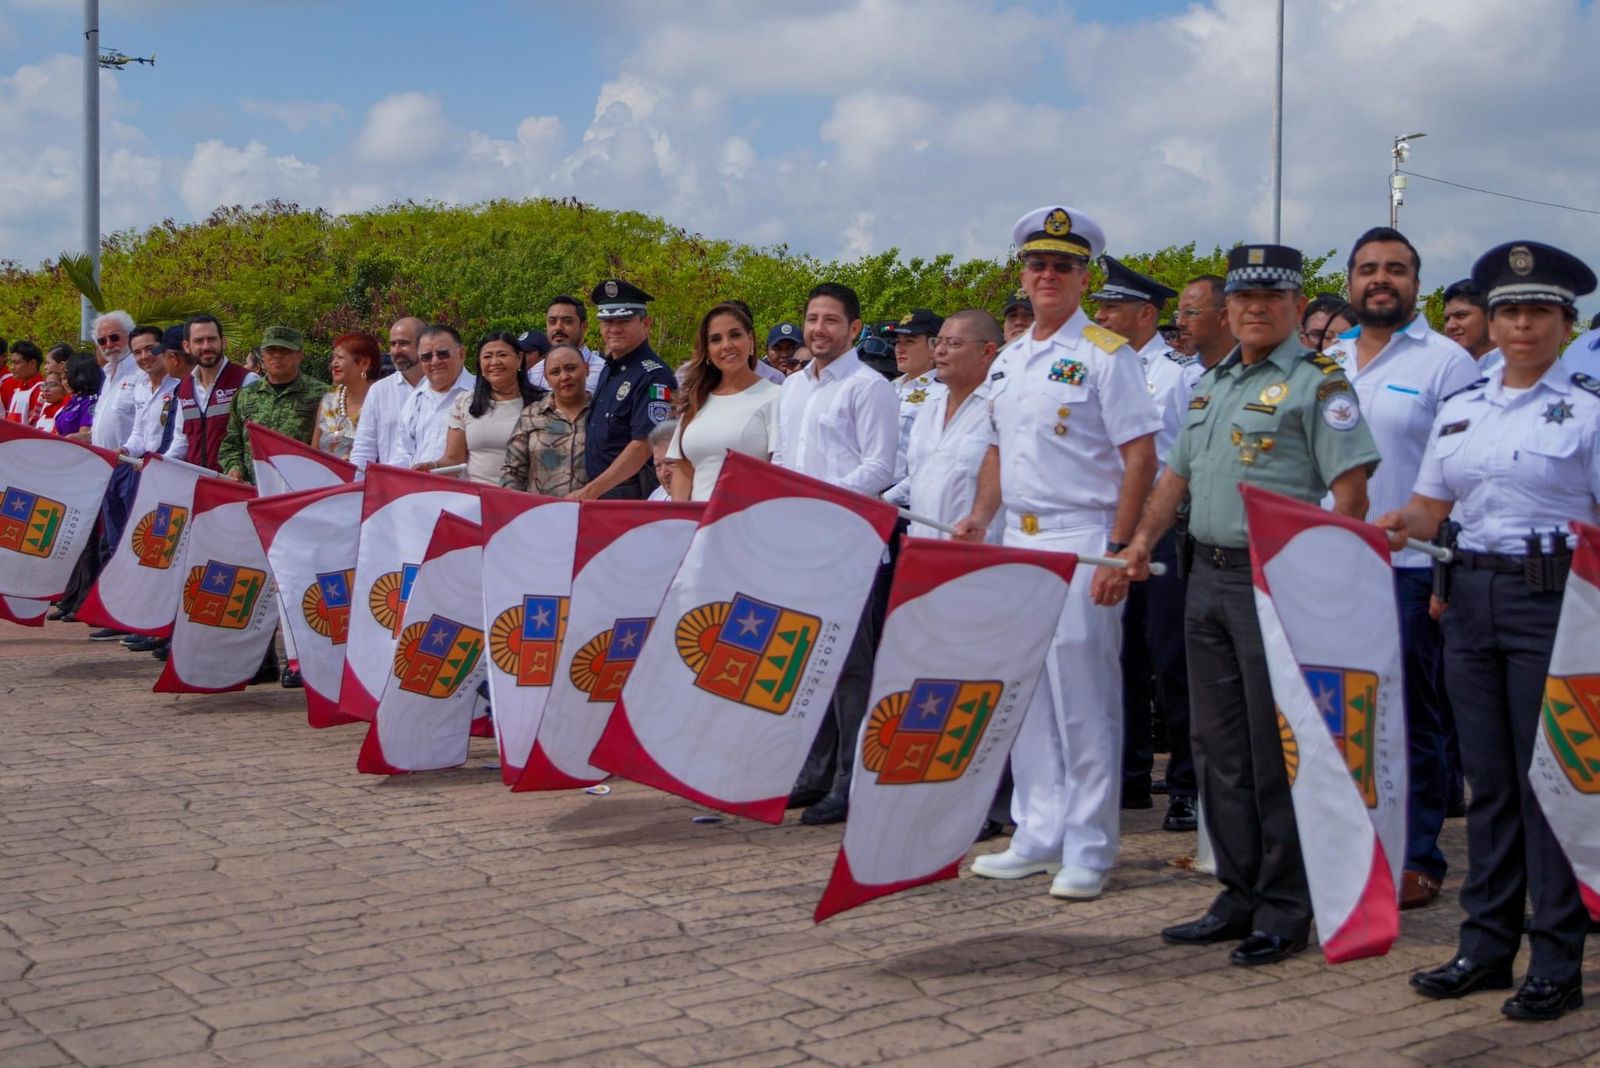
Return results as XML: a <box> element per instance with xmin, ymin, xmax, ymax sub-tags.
<box><xmin>1389</xmin><ymin>131</ymin><xmax>1425</xmax><ymax>228</ymax></box>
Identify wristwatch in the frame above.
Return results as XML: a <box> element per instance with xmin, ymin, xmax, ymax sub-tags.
<box><xmin>1106</xmin><ymin>541</ymin><xmax>1128</xmax><ymax>554</ymax></box>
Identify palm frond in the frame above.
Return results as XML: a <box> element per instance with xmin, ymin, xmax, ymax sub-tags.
<box><xmin>129</xmin><ymin>299</ymin><xmax>243</xmax><ymax>348</ymax></box>
<box><xmin>57</xmin><ymin>251</ymin><xmax>107</xmax><ymax>312</ymax></box>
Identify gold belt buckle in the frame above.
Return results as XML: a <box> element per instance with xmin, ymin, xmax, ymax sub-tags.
<box><xmin>1020</xmin><ymin>513</ymin><xmax>1040</xmax><ymax>535</ymax></box>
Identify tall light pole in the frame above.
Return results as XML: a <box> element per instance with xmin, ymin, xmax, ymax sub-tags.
<box><xmin>81</xmin><ymin>0</ymin><xmax>100</xmax><ymax>341</ymax></box>
<box><xmin>1270</xmin><ymin>0</ymin><xmax>1284</xmax><ymax>242</ymax></box>
<box><xmin>1390</xmin><ymin>131</ymin><xmax>1425</xmax><ymax>229</ymax></box>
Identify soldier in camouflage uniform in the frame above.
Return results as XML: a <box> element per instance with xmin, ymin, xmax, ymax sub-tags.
<box><xmin>218</xmin><ymin>326</ymin><xmax>330</xmax><ymax>484</ymax></box>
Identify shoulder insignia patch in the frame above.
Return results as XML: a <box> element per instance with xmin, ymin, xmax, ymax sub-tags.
<box><xmin>640</xmin><ymin>359</ymin><xmax>665</xmax><ymax>372</ymax></box>
<box><xmin>1164</xmin><ymin>350</ymin><xmax>1196</xmax><ymax>366</ymax></box>
<box><xmin>1442</xmin><ymin>377</ymin><xmax>1489</xmax><ymax>403</ymax></box>
<box><xmin>1316</xmin><ymin>379</ymin><xmax>1350</xmax><ymax>402</ymax></box>
<box><xmin>1188</xmin><ymin>395</ymin><xmax>1209</xmax><ymax>410</ymax></box>
<box><xmin>1571</xmin><ymin>373</ymin><xmax>1600</xmax><ymax>398</ymax></box>
<box><xmin>1304</xmin><ymin>353</ymin><xmax>1342</xmax><ymax>375</ymax></box>
<box><xmin>1081</xmin><ymin>324</ymin><xmax>1127</xmax><ymax>354</ymax></box>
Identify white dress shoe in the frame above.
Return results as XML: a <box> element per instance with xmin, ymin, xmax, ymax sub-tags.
<box><xmin>970</xmin><ymin>849</ymin><xmax>1062</xmax><ymax>880</ymax></box>
<box><xmin>1049</xmin><ymin>865</ymin><xmax>1108</xmax><ymax>899</ymax></box>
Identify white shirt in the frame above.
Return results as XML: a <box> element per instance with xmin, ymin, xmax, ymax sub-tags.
<box><xmin>1562</xmin><ymin>329</ymin><xmax>1600</xmax><ymax>379</ymax></box>
<box><xmin>772</xmin><ymin>348</ymin><xmax>898</xmax><ymax>496</ymax></box>
<box><xmin>526</xmin><ymin>346</ymin><xmax>603</xmax><ymax>392</ymax></box>
<box><xmin>667</xmin><ymin>378</ymin><xmax>780</xmax><ymax>501</ymax></box>
<box><xmin>1134</xmin><ymin>334</ymin><xmax>1190</xmax><ymax>462</ymax></box>
<box><xmin>1477</xmin><ymin>347</ymin><xmax>1503</xmax><ymax>374</ymax></box>
<box><xmin>893</xmin><ymin>377</ymin><xmax>1004</xmax><ymax>542</ymax></box>
<box><xmin>986</xmin><ymin>309</ymin><xmax>1164</xmax><ymax>520</ymax></box>
<box><xmin>122</xmin><ymin>375</ymin><xmax>180</xmax><ymax>458</ymax></box>
<box><xmin>91</xmin><ymin>352</ymin><xmax>143</xmax><ymax>450</ymax></box>
<box><xmin>1415</xmin><ymin>361</ymin><xmax>1600</xmax><ymax>553</ymax></box>
<box><xmin>392</xmin><ymin>369</ymin><xmax>477</xmax><ymax>469</ymax></box>
<box><xmin>891</xmin><ymin>369</ymin><xmax>945</xmax><ymax>485</ymax></box>
<box><xmin>1327</xmin><ymin>318</ymin><xmax>1479</xmax><ymax>568</ymax></box>
<box><xmin>349</xmin><ymin>371</ymin><xmax>422</xmax><ymax>472</ymax></box>
<box><xmin>755</xmin><ymin>360</ymin><xmax>785</xmax><ymax>384</ymax></box>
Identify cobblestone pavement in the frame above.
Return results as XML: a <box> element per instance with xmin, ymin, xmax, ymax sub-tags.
<box><xmin>2</xmin><ymin>623</ymin><xmax>1598</xmax><ymax>1067</ymax></box>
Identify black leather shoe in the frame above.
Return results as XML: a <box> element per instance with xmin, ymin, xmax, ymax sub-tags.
<box><xmin>1229</xmin><ymin>930</ymin><xmax>1308</xmax><ymax>966</ymax></box>
<box><xmin>787</xmin><ymin>786</ymin><xmax>827</xmax><ymax>810</ymax></box>
<box><xmin>975</xmin><ymin>818</ymin><xmax>1006</xmax><ymax>842</ymax></box>
<box><xmin>1409</xmin><ymin>956</ymin><xmax>1513</xmax><ymax>999</ymax></box>
<box><xmin>280</xmin><ymin>666</ymin><xmax>304</xmax><ymax>689</ymax></box>
<box><xmin>1162</xmin><ymin>795</ymin><xmax>1198</xmax><ymax>832</ymax></box>
<box><xmin>46</xmin><ymin>606</ymin><xmax>68</xmax><ymax>621</ymax></box>
<box><xmin>124</xmin><ymin>636</ymin><xmax>162</xmax><ymax>653</ymax></box>
<box><xmin>1121</xmin><ymin>789</ymin><xmax>1153</xmax><ymax>811</ymax></box>
<box><xmin>800</xmin><ymin>792</ymin><xmax>848</xmax><ymax>825</ymax></box>
<box><xmin>151</xmin><ymin>644</ymin><xmax>168</xmax><ymax>661</ymax></box>
<box><xmin>249</xmin><ymin>653</ymin><xmax>281</xmax><ymax>686</ymax></box>
<box><xmin>1161</xmin><ymin>913</ymin><xmax>1252</xmax><ymax>945</ymax></box>
<box><xmin>1502</xmin><ymin>977</ymin><xmax>1583</xmax><ymax>1020</ymax></box>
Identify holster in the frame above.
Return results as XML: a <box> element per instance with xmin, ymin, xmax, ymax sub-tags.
<box><xmin>1176</xmin><ymin>519</ymin><xmax>1193</xmax><ymax>580</ymax></box>
<box><xmin>1432</xmin><ymin>520</ymin><xmax>1460</xmax><ymax>604</ymax></box>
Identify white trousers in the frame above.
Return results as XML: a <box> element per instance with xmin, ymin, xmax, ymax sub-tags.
<box><xmin>1004</xmin><ymin>521</ymin><xmax>1124</xmax><ymax>871</ymax></box>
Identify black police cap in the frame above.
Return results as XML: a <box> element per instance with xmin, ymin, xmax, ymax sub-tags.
<box><xmin>1091</xmin><ymin>255</ymin><xmax>1177</xmax><ymax>306</ymax></box>
<box><xmin>1470</xmin><ymin>241</ymin><xmax>1596</xmax><ymax>310</ymax></box>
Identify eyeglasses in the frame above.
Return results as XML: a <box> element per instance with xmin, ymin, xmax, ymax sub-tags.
<box><xmin>1021</xmin><ymin>256</ymin><xmax>1085</xmax><ymax>275</ymax></box>
<box><xmin>931</xmin><ymin>337</ymin><xmax>979</xmax><ymax>351</ymax></box>
<box><xmin>417</xmin><ymin>350</ymin><xmax>457</xmax><ymax>363</ymax></box>
<box><xmin>1175</xmin><ymin>309</ymin><xmax>1218</xmax><ymax>320</ymax></box>
<box><xmin>95</xmin><ymin>333</ymin><xmax>123</xmax><ymax>346</ymax></box>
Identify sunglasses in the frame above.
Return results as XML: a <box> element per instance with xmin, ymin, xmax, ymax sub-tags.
<box><xmin>417</xmin><ymin>350</ymin><xmax>457</xmax><ymax>362</ymax></box>
<box><xmin>95</xmin><ymin>333</ymin><xmax>123</xmax><ymax>346</ymax></box>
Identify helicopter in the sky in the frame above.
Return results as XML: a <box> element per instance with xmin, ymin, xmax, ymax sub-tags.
<box><xmin>98</xmin><ymin>48</ymin><xmax>155</xmax><ymax>70</ymax></box>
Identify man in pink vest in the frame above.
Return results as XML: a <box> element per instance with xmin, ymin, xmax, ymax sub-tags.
<box><xmin>169</xmin><ymin>315</ymin><xmax>258</xmax><ymax>471</ymax></box>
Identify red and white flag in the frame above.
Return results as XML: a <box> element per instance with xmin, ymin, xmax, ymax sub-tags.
<box><xmin>1243</xmin><ymin>485</ymin><xmax>1406</xmax><ymax>962</ymax></box>
<box><xmin>359</xmin><ymin>513</ymin><xmax>488</xmax><ymax>774</ymax></box>
<box><xmin>248</xmin><ymin>422</ymin><xmax>354</xmax><ymax>496</ymax></box>
<box><xmin>0</xmin><ymin>422</ymin><xmax>116</xmax><ymax>602</ymax></box>
<box><xmin>513</xmin><ymin>500</ymin><xmax>703</xmax><ymax>790</ymax></box>
<box><xmin>155</xmin><ymin>477</ymin><xmax>278</xmax><ymax>693</ymax></box>
<box><xmin>816</xmin><ymin>539</ymin><xmax>1076</xmax><ymax>921</ymax></box>
<box><xmin>78</xmin><ymin>454</ymin><xmax>215</xmax><ymax>636</ymax></box>
<box><xmin>248</xmin><ymin>482</ymin><xmax>363</xmax><ymax>727</ymax></box>
<box><xmin>480</xmin><ymin>489</ymin><xmax>578</xmax><ymax>786</ymax></box>
<box><xmin>1531</xmin><ymin>520</ymin><xmax>1600</xmax><ymax>920</ymax></box>
<box><xmin>341</xmin><ymin>466</ymin><xmax>481</xmax><ymax>722</ymax></box>
<box><xmin>590</xmin><ymin>453</ymin><xmax>898</xmax><ymax>822</ymax></box>
<box><xmin>0</xmin><ymin>596</ymin><xmax>48</xmax><ymax>627</ymax></box>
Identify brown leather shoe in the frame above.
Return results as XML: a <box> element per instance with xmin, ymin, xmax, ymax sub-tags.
<box><xmin>1400</xmin><ymin>870</ymin><xmax>1442</xmax><ymax>910</ymax></box>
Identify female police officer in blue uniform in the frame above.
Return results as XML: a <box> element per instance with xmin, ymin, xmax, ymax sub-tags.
<box><xmin>1380</xmin><ymin>240</ymin><xmax>1600</xmax><ymax>1021</ymax></box>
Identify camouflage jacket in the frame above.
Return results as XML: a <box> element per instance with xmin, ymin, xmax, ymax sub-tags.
<box><xmin>217</xmin><ymin>374</ymin><xmax>330</xmax><ymax>483</ymax></box>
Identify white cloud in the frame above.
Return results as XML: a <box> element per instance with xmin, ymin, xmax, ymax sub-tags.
<box><xmin>352</xmin><ymin>90</ymin><xmax>453</xmax><ymax>166</ymax></box>
<box><xmin>239</xmin><ymin>98</ymin><xmax>345</xmax><ymax>133</ymax></box>
<box><xmin>179</xmin><ymin>140</ymin><xmax>321</xmax><ymax>214</ymax></box>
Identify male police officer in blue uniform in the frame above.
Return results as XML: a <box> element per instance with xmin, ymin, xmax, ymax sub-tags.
<box><xmin>579</xmin><ymin>279</ymin><xmax>679</xmax><ymax>500</ymax></box>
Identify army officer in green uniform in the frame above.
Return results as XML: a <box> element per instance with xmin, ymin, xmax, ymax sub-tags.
<box><xmin>219</xmin><ymin>326</ymin><xmax>330</xmax><ymax>484</ymax></box>
<box><xmin>1120</xmin><ymin>244</ymin><xmax>1381</xmax><ymax>966</ymax></box>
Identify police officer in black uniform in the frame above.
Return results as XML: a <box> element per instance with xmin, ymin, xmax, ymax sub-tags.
<box><xmin>1381</xmin><ymin>241</ymin><xmax>1600</xmax><ymax>1021</ymax></box>
<box><xmin>580</xmin><ymin>279</ymin><xmax>679</xmax><ymax>500</ymax></box>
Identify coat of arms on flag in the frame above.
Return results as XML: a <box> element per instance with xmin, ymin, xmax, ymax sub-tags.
<box><xmin>368</xmin><ymin>562</ymin><xmax>421</xmax><ymax>636</ymax></box>
<box><xmin>0</xmin><ymin>487</ymin><xmax>65</xmax><ymax>558</ymax></box>
<box><xmin>1542</xmin><ymin>674</ymin><xmax>1600</xmax><ymax>794</ymax></box>
<box><xmin>183</xmin><ymin>560</ymin><xmax>268</xmax><ymax>629</ymax></box>
<box><xmin>394</xmin><ymin>613</ymin><xmax>484</xmax><ymax>698</ymax></box>
<box><xmin>570</xmin><ymin>618</ymin><xmax>651</xmax><ymax>703</ymax></box>
<box><xmin>130</xmin><ymin>502</ymin><xmax>188</xmax><ymax>569</ymax></box>
<box><xmin>1302</xmin><ymin>666</ymin><xmax>1379</xmax><ymax>808</ymax></box>
<box><xmin>302</xmin><ymin>569</ymin><xmax>355</xmax><ymax>645</ymax></box>
<box><xmin>673</xmin><ymin>593</ymin><xmax>820</xmax><ymax>714</ymax></box>
<box><xmin>861</xmin><ymin>678</ymin><xmax>1001</xmax><ymax>785</ymax></box>
<box><xmin>489</xmin><ymin>595</ymin><xmax>569</xmax><ymax>686</ymax></box>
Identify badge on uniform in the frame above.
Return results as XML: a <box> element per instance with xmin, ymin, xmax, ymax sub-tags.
<box><xmin>1048</xmin><ymin>358</ymin><xmax>1086</xmax><ymax>386</ymax></box>
<box><xmin>649</xmin><ymin>384</ymin><xmax>672</xmax><ymax>402</ymax></box>
<box><xmin>1321</xmin><ymin>393</ymin><xmax>1361</xmax><ymax>431</ymax></box>
<box><xmin>1052</xmin><ymin>405</ymin><xmax>1070</xmax><ymax>437</ymax></box>
<box><xmin>1316</xmin><ymin>379</ymin><xmax>1350</xmax><ymax>402</ymax></box>
<box><xmin>615</xmin><ymin>381</ymin><xmax>632</xmax><ymax>401</ymax></box>
<box><xmin>1188</xmin><ymin>396</ymin><xmax>1209</xmax><ymax>411</ymax></box>
<box><xmin>1438</xmin><ymin>420</ymin><xmax>1469</xmax><ymax>437</ymax></box>
<box><xmin>1259</xmin><ymin>382</ymin><xmax>1288</xmax><ymax>406</ymax></box>
<box><xmin>907</xmin><ymin>388</ymin><xmax>928</xmax><ymax>404</ymax></box>
<box><xmin>1544</xmin><ymin>400</ymin><xmax>1575</xmax><ymax>425</ymax></box>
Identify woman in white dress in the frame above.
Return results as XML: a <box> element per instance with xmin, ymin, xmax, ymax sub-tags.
<box><xmin>668</xmin><ymin>302</ymin><xmax>780</xmax><ymax>501</ymax></box>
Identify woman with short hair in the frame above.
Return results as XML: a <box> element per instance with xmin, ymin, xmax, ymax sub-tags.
<box><xmin>311</xmin><ymin>332</ymin><xmax>380</xmax><ymax>460</ymax></box>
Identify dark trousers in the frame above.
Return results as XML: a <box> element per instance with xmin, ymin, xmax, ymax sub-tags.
<box><xmin>795</xmin><ymin>530</ymin><xmax>899</xmax><ymax>798</ymax></box>
<box><xmin>1395</xmin><ymin>567</ymin><xmax>1450</xmax><ymax>881</ymax></box>
<box><xmin>1122</xmin><ymin>529</ymin><xmax>1195</xmax><ymax>799</ymax></box>
<box><xmin>1444</xmin><ymin>570</ymin><xmax>1586</xmax><ymax>983</ymax></box>
<box><xmin>99</xmin><ymin>464</ymin><xmax>139</xmax><ymax>563</ymax></box>
<box><xmin>1185</xmin><ymin>560</ymin><xmax>1311</xmax><ymax>940</ymax></box>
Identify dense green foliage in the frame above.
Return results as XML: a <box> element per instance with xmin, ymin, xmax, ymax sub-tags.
<box><xmin>1</xmin><ymin>197</ymin><xmax>1362</xmax><ymax>376</ymax></box>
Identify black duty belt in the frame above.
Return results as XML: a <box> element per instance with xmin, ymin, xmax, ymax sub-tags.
<box><xmin>1189</xmin><ymin>539</ymin><xmax>1251</xmax><ymax>570</ymax></box>
<box><xmin>1450</xmin><ymin>550</ymin><xmax>1527</xmax><ymax>574</ymax></box>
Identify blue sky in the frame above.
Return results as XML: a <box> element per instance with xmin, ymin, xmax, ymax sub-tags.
<box><xmin>3</xmin><ymin>0</ymin><xmax>1600</xmax><ymax>311</ymax></box>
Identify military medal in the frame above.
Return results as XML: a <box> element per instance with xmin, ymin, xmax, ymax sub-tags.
<box><xmin>1053</xmin><ymin>406</ymin><xmax>1070</xmax><ymax>436</ymax></box>
<box><xmin>1239</xmin><ymin>446</ymin><xmax>1257</xmax><ymax>466</ymax></box>
<box><xmin>1259</xmin><ymin>382</ymin><xmax>1289</xmax><ymax>406</ymax></box>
